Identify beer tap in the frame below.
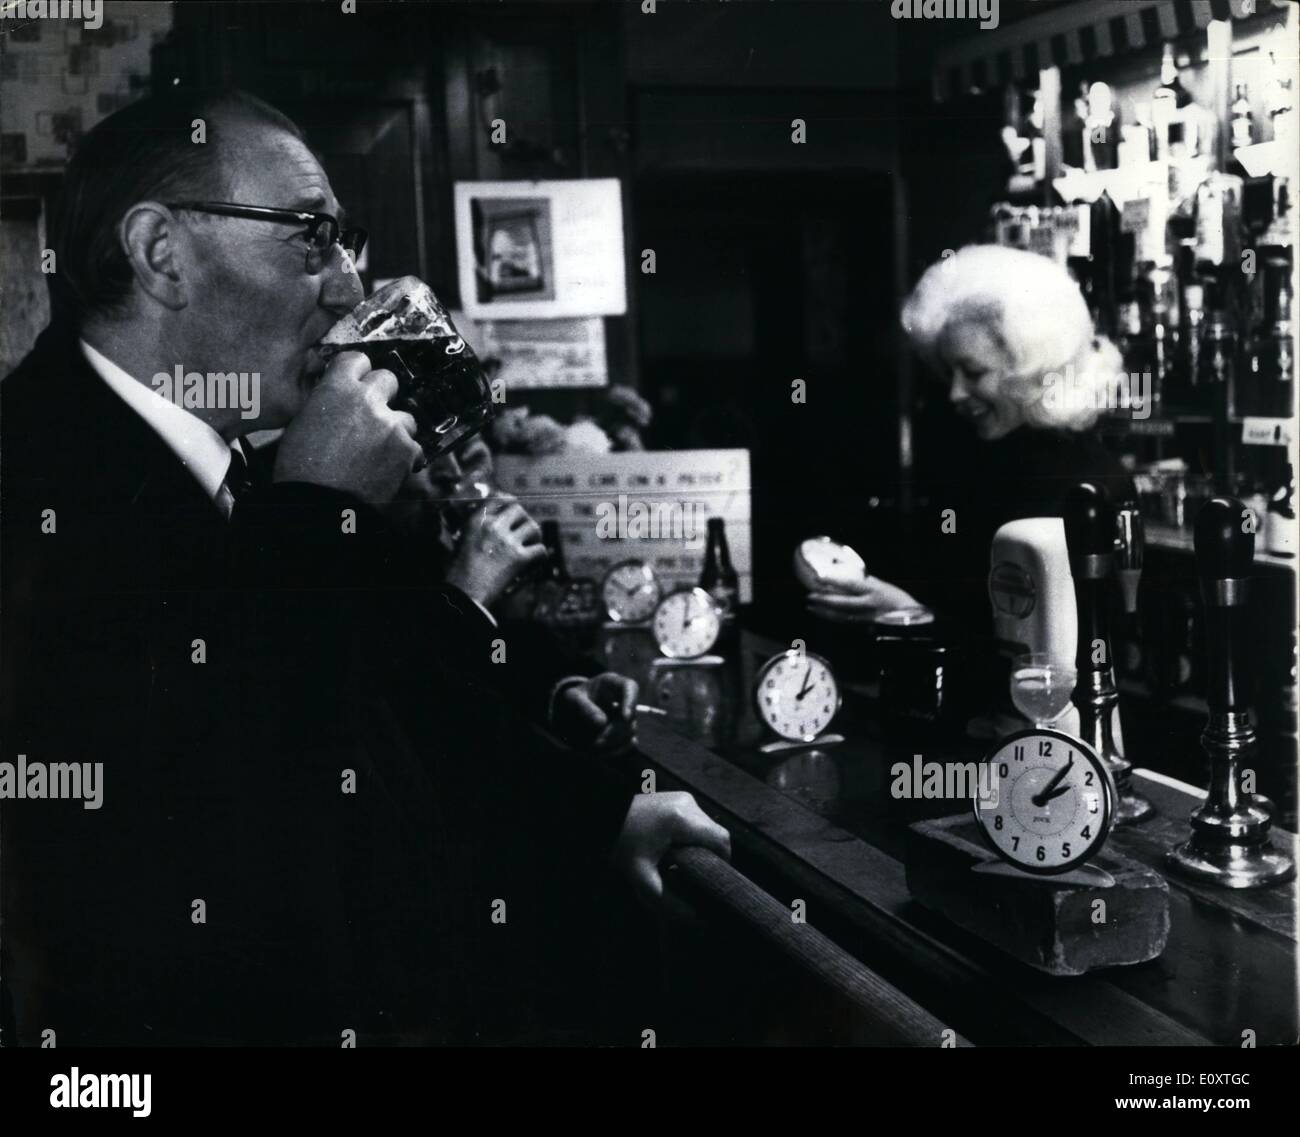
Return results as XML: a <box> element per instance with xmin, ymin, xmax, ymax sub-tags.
<box><xmin>1166</xmin><ymin>498</ymin><xmax>1295</xmax><ymax>888</ymax></box>
<box><xmin>1062</xmin><ymin>483</ymin><xmax>1154</xmax><ymax>824</ymax></box>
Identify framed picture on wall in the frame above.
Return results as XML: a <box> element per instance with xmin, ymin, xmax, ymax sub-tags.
<box><xmin>454</xmin><ymin>178</ymin><xmax>627</xmax><ymax>320</ymax></box>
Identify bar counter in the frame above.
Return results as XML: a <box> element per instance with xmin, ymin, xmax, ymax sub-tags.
<box><xmin>600</xmin><ymin>622</ymin><xmax>1299</xmax><ymax>1047</ymax></box>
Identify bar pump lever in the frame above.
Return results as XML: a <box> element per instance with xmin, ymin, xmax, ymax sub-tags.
<box><xmin>1166</xmin><ymin>498</ymin><xmax>1295</xmax><ymax>888</ymax></box>
<box><xmin>1062</xmin><ymin>483</ymin><xmax>1154</xmax><ymax>824</ymax></box>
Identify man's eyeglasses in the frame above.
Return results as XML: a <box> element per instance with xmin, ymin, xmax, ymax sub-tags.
<box><xmin>165</xmin><ymin>201</ymin><xmax>368</xmax><ymax>273</ymax></box>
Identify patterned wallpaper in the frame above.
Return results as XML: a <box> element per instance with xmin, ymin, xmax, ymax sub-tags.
<box><xmin>0</xmin><ymin>1</ymin><xmax>174</xmax><ymax>170</ymax></box>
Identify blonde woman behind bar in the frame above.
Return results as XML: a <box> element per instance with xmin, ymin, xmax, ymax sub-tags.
<box><xmin>815</xmin><ymin>245</ymin><xmax>1135</xmax><ymax>636</ymax></box>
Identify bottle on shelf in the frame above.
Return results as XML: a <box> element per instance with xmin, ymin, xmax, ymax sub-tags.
<box><xmin>1265</xmin><ymin>50</ymin><xmax>1296</xmax><ymax>146</ymax></box>
<box><xmin>1001</xmin><ymin>84</ymin><xmax>1046</xmax><ymax>189</ymax></box>
<box><xmin>1258</xmin><ymin>177</ymin><xmax>1293</xmax><ymax>261</ymax></box>
<box><xmin>699</xmin><ymin>516</ymin><xmax>740</xmax><ymax>621</ymax></box>
<box><xmin>1083</xmin><ymin>81</ymin><xmax>1120</xmax><ymax>172</ymax></box>
<box><xmin>1232</xmin><ymin>83</ymin><xmax>1254</xmax><ymax>150</ymax></box>
<box><xmin>1251</xmin><ymin>271</ymin><xmax>1295</xmax><ymax>419</ymax></box>
<box><xmin>1180</xmin><ymin>281</ymin><xmax>1207</xmax><ymax>409</ymax></box>
<box><xmin>1194</xmin><ymin>171</ymin><xmax>1244</xmax><ymax>276</ymax></box>
<box><xmin>1117</xmin><ymin>289</ymin><xmax>1148</xmax><ymax>376</ymax></box>
<box><xmin>1138</xmin><ymin>264</ymin><xmax>1177</xmax><ymax>411</ymax></box>
<box><xmin>1153</xmin><ymin>43</ymin><xmax>1195</xmax><ymax>160</ymax></box>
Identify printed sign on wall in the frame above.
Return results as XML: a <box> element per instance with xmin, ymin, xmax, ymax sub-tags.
<box><xmin>495</xmin><ymin>449</ymin><xmax>752</xmax><ymax>602</ymax></box>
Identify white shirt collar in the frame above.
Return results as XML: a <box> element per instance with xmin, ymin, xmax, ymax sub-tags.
<box><xmin>80</xmin><ymin>338</ymin><xmax>243</xmax><ymax>509</ymax></box>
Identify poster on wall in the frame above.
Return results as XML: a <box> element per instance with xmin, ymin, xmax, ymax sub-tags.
<box><xmin>453</xmin><ymin>178</ymin><xmax>627</xmax><ymax>320</ymax></box>
<box><xmin>450</xmin><ymin>310</ymin><xmax>608</xmax><ymax>389</ymax></box>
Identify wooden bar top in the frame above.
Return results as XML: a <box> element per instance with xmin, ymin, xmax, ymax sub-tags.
<box><xmin>610</xmin><ymin>624</ymin><xmax>1299</xmax><ymax>1046</ymax></box>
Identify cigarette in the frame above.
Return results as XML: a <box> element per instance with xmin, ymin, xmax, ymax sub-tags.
<box><xmin>635</xmin><ymin>703</ymin><xmax>669</xmax><ymax>717</ymax></box>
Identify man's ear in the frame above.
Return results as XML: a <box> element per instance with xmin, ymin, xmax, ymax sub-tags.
<box><xmin>118</xmin><ymin>202</ymin><xmax>188</xmax><ymax>311</ymax></box>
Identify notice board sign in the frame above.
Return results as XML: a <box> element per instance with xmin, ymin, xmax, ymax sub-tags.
<box><xmin>494</xmin><ymin>449</ymin><xmax>752</xmax><ymax>603</ymax></box>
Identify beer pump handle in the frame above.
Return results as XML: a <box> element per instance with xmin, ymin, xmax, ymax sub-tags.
<box><xmin>1194</xmin><ymin>498</ymin><xmax>1253</xmax><ymax>712</ymax></box>
<box><xmin>1115</xmin><ymin>502</ymin><xmax>1144</xmax><ymax>616</ymax></box>
<box><xmin>1062</xmin><ymin>483</ymin><xmax>1116</xmax><ymax>671</ymax></box>
<box><xmin>1063</xmin><ymin>483</ymin><xmax>1153</xmax><ymax>823</ymax></box>
<box><xmin>1165</xmin><ymin>494</ymin><xmax>1292</xmax><ymax>887</ymax></box>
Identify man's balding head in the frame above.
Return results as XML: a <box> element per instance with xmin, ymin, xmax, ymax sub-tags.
<box><xmin>53</xmin><ymin>89</ymin><xmax>306</xmax><ymax>326</ymax></box>
<box><xmin>56</xmin><ymin>88</ymin><xmax>364</xmax><ymax>436</ymax></box>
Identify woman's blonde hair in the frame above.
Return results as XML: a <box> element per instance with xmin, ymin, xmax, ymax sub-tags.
<box><xmin>900</xmin><ymin>244</ymin><xmax>1124</xmax><ymax>431</ymax></box>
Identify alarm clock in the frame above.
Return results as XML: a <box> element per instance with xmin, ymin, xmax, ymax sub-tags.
<box><xmin>601</xmin><ymin>559</ymin><xmax>661</xmax><ymax>624</ymax></box>
<box><xmin>972</xmin><ymin>728</ymin><xmax>1114</xmax><ymax>875</ymax></box>
<box><xmin>651</xmin><ymin>587</ymin><xmax>723</xmax><ymax>660</ymax></box>
<box><xmin>754</xmin><ymin>649</ymin><xmax>841</xmax><ymax>743</ymax></box>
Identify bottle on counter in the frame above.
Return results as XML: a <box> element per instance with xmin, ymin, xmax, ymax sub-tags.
<box><xmin>531</xmin><ymin>519</ymin><xmax>570</xmax><ymax>623</ymax></box>
<box><xmin>540</xmin><ymin>519</ymin><xmax>569</xmax><ymax>582</ymax></box>
<box><xmin>699</xmin><ymin>516</ymin><xmax>740</xmax><ymax>621</ymax></box>
<box><xmin>532</xmin><ymin>519</ymin><xmax>602</xmax><ymax>627</ymax></box>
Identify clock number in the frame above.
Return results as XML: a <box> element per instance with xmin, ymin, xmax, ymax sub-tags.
<box><xmin>1038</xmin><ymin>739</ymin><xmax>1053</xmax><ymax>757</ymax></box>
<box><xmin>998</xmin><ymin>763</ymin><xmax>1009</xmax><ymax>778</ymax></box>
<box><xmin>1081</xmin><ymin>825</ymin><xmax>1091</xmax><ymax>840</ymax></box>
<box><xmin>1036</xmin><ymin>845</ymin><xmax>1046</xmax><ymax>862</ymax></box>
<box><xmin>1087</xmin><ymin>795</ymin><xmax>1099</xmax><ymax>814</ymax></box>
<box><xmin>993</xmin><ymin>815</ymin><xmax>1003</xmax><ymax>831</ymax></box>
<box><xmin>1061</xmin><ymin>842</ymin><xmax>1071</xmax><ymax>858</ymax></box>
<box><xmin>1084</xmin><ymin>771</ymin><xmax>1094</xmax><ymax>786</ymax></box>
<box><xmin>1011</xmin><ymin>836</ymin><xmax>1019</xmax><ymax>851</ymax></box>
<box><xmin>1013</xmin><ymin>744</ymin><xmax>1024</xmax><ymax>762</ymax></box>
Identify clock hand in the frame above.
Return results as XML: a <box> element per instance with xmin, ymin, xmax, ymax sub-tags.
<box><xmin>1042</xmin><ymin>781</ymin><xmax>1074</xmax><ymax>803</ymax></box>
<box><xmin>795</xmin><ymin>664</ymin><xmax>814</xmax><ymax>700</ymax></box>
<box><xmin>1031</xmin><ymin>757</ymin><xmax>1074</xmax><ymax>808</ymax></box>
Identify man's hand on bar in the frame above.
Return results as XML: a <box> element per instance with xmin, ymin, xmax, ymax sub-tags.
<box><xmin>550</xmin><ymin>672</ymin><xmax>638</xmax><ymax>751</ymax></box>
<box><xmin>612</xmin><ymin>792</ymin><xmax>732</xmax><ymax>912</ymax></box>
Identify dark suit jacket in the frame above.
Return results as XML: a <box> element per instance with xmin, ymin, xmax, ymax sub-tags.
<box><xmin>0</xmin><ymin>322</ymin><xmax>635</xmax><ymax>1046</ymax></box>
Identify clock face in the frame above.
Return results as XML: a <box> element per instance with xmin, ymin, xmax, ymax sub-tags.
<box><xmin>972</xmin><ymin>729</ymin><xmax>1114</xmax><ymax>875</ymax></box>
<box><xmin>652</xmin><ymin>587</ymin><xmax>722</xmax><ymax>659</ymax></box>
<box><xmin>754</xmin><ymin>650</ymin><xmax>840</xmax><ymax>742</ymax></box>
<box><xmin>601</xmin><ymin>559</ymin><xmax>661</xmax><ymax>624</ymax></box>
